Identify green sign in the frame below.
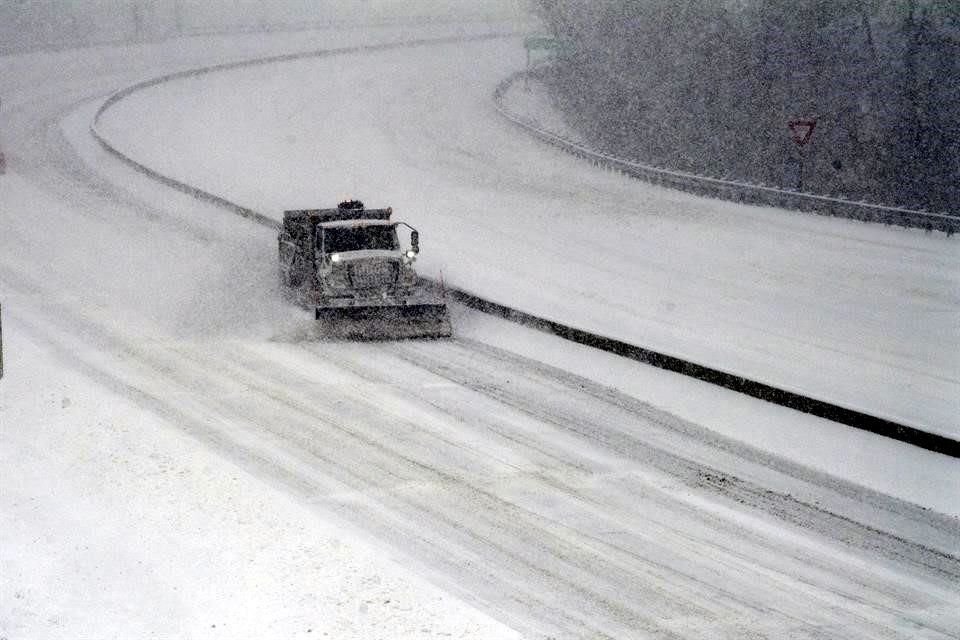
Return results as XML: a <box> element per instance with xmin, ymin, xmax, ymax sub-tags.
<box><xmin>524</xmin><ymin>35</ymin><xmax>560</xmax><ymax>52</ymax></box>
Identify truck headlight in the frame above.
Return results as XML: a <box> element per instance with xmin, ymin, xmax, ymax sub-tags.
<box><xmin>331</xmin><ymin>253</ymin><xmax>342</xmax><ymax>263</ymax></box>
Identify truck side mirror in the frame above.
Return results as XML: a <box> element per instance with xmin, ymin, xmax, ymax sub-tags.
<box><xmin>410</xmin><ymin>230</ymin><xmax>419</xmax><ymax>253</ymax></box>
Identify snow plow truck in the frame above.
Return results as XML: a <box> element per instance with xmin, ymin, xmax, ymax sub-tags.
<box><xmin>278</xmin><ymin>200</ymin><xmax>452</xmax><ymax>339</ymax></box>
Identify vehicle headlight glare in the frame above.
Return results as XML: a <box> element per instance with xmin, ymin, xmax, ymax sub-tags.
<box><xmin>331</xmin><ymin>253</ymin><xmax>341</xmax><ymax>263</ymax></box>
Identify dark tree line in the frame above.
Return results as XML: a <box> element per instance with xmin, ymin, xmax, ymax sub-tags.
<box><xmin>534</xmin><ymin>0</ymin><xmax>960</xmax><ymax>213</ymax></box>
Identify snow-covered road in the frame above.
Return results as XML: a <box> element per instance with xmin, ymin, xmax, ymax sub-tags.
<box><xmin>95</xmin><ymin>37</ymin><xmax>960</xmax><ymax>438</ymax></box>
<box><xmin>2</xmin><ymin>24</ymin><xmax>959</xmax><ymax>640</ymax></box>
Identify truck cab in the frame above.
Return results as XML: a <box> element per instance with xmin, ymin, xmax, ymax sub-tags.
<box><xmin>314</xmin><ymin>218</ymin><xmax>420</xmax><ymax>303</ymax></box>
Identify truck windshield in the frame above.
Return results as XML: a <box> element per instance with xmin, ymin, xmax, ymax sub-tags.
<box><xmin>323</xmin><ymin>225</ymin><xmax>399</xmax><ymax>252</ymax></box>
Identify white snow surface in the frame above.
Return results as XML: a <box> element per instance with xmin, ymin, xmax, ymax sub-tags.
<box><xmin>96</xmin><ymin>37</ymin><xmax>960</xmax><ymax>438</ymax></box>
<box><xmin>0</xmin><ymin>306</ymin><xmax>521</xmax><ymax>640</ymax></box>
<box><xmin>3</xmin><ymin>21</ymin><xmax>960</xmax><ymax>640</ymax></box>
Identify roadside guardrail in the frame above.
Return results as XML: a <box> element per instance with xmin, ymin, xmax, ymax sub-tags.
<box><xmin>493</xmin><ymin>69</ymin><xmax>960</xmax><ymax>235</ymax></box>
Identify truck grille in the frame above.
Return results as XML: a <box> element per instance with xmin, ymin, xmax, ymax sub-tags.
<box><xmin>349</xmin><ymin>261</ymin><xmax>398</xmax><ymax>289</ymax></box>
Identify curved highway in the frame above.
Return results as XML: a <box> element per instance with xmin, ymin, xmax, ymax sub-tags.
<box><xmin>2</xmin><ymin>25</ymin><xmax>959</xmax><ymax>640</ymax></box>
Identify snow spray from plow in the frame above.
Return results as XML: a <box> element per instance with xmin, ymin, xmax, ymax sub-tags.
<box><xmin>89</xmin><ymin>36</ymin><xmax>959</xmax><ymax>458</ymax></box>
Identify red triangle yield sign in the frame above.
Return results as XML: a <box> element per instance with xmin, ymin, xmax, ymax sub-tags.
<box><xmin>788</xmin><ymin>119</ymin><xmax>816</xmax><ymax>146</ymax></box>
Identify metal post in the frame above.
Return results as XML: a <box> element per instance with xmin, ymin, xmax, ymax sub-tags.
<box><xmin>798</xmin><ymin>148</ymin><xmax>804</xmax><ymax>192</ymax></box>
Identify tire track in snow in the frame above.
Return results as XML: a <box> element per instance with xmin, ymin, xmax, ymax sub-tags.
<box><xmin>5</xmin><ymin>261</ymin><xmax>959</xmax><ymax>638</ymax></box>
<box><xmin>234</xmin><ymin>338</ymin><xmax>960</xmax><ymax>636</ymax></box>
<box><xmin>170</xmin><ymin>341</ymin><xmax>703</xmax><ymax>639</ymax></box>
<box><xmin>0</xmin><ymin>272</ymin><xmax>655</xmax><ymax>638</ymax></box>
<box><xmin>384</xmin><ymin>340</ymin><xmax>960</xmax><ymax>568</ymax></box>
<box><xmin>170</xmin><ymin>339</ymin><xmax>954</xmax><ymax>640</ymax></box>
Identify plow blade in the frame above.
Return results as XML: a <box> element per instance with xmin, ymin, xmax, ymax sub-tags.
<box><xmin>315</xmin><ymin>303</ymin><xmax>452</xmax><ymax>340</ymax></box>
